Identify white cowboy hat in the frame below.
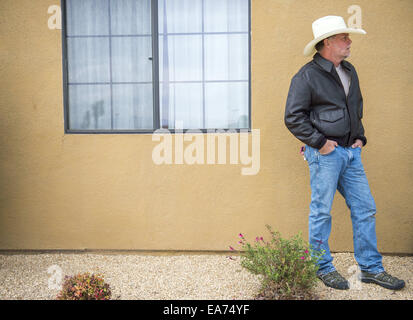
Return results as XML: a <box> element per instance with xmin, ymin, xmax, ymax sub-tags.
<box><xmin>303</xmin><ymin>15</ymin><xmax>366</xmax><ymax>56</ymax></box>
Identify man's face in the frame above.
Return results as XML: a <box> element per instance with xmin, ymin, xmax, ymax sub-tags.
<box><xmin>327</xmin><ymin>33</ymin><xmax>352</xmax><ymax>59</ymax></box>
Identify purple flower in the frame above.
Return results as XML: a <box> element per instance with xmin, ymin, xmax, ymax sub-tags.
<box><xmin>229</xmin><ymin>246</ymin><xmax>235</xmax><ymax>251</ymax></box>
<box><xmin>238</xmin><ymin>233</ymin><xmax>244</xmax><ymax>239</ymax></box>
<box><xmin>304</xmin><ymin>249</ymin><xmax>309</xmax><ymax>254</ymax></box>
<box><xmin>300</xmin><ymin>256</ymin><xmax>306</xmax><ymax>260</ymax></box>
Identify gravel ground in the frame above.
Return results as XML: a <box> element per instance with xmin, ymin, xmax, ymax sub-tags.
<box><xmin>0</xmin><ymin>252</ymin><xmax>411</xmax><ymax>300</ymax></box>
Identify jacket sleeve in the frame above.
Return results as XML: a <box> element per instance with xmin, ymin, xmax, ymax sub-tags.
<box><xmin>355</xmin><ymin>121</ymin><xmax>367</xmax><ymax>146</ymax></box>
<box><xmin>351</xmin><ymin>69</ymin><xmax>367</xmax><ymax>146</ymax></box>
<box><xmin>284</xmin><ymin>73</ymin><xmax>327</xmax><ymax>149</ymax></box>
<box><xmin>355</xmin><ymin>97</ymin><xmax>367</xmax><ymax>146</ymax></box>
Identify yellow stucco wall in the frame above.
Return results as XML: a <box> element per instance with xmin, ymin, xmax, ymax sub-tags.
<box><xmin>0</xmin><ymin>0</ymin><xmax>412</xmax><ymax>253</ymax></box>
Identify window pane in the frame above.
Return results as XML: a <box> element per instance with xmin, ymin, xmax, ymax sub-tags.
<box><xmin>205</xmin><ymin>82</ymin><xmax>249</xmax><ymax>129</ymax></box>
<box><xmin>158</xmin><ymin>0</ymin><xmax>202</xmax><ymax>33</ymax></box>
<box><xmin>111</xmin><ymin>37</ymin><xmax>153</xmax><ymax>83</ymax></box>
<box><xmin>112</xmin><ymin>84</ymin><xmax>153</xmax><ymax>129</ymax></box>
<box><xmin>66</xmin><ymin>0</ymin><xmax>109</xmax><ymax>36</ymax></box>
<box><xmin>204</xmin><ymin>0</ymin><xmax>249</xmax><ymax>32</ymax></box>
<box><xmin>160</xmin><ymin>83</ymin><xmax>203</xmax><ymax>129</ymax></box>
<box><xmin>204</xmin><ymin>34</ymin><xmax>248</xmax><ymax>81</ymax></box>
<box><xmin>159</xmin><ymin>35</ymin><xmax>203</xmax><ymax>82</ymax></box>
<box><xmin>111</xmin><ymin>0</ymin><xmax>151</xmax><ymax>35</ymax></box>
<box><xmin>68</xmin><ymin>85</ymin><xmax>112</xmax><ymax>130</ymax></box>
<box><xmin>67</xmin><ymin>38</ymin><xmax>111</xmax><ymax>83</ymax></box>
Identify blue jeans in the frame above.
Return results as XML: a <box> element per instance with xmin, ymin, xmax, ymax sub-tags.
<box><xmin>304</xmin><ymin>145</ymin><xmax>384</xmax><ymax>276</ymax></box>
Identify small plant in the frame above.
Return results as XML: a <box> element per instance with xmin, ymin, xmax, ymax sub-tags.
<box><xmin>56</xmin><ymin>272</ymin><xmax>111</xmax><ymax>300</ymax></box>
<box><xmin>229</xmin><ymin>225</ymin><xmax>324</xmax><ymax>300</ymax></box>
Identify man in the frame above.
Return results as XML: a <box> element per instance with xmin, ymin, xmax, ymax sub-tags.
<box><xmin>284</xmin><ymin>16</ymin><xmax>405</xmax><ymax>290</ymax></box>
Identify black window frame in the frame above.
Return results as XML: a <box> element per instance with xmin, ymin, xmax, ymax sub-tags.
<box><xmin>61</xmin><ymin>0</ymin><xmax>251</xmax><ymax>134</ymax></box>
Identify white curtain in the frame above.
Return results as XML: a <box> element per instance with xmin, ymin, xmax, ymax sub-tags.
<box><xmin>159</xmin><ymin>0</ymin><xmax>249</xmax><ymax>129</ymax></box>
<box><xmin>66</xmin><ymin>0</ymin><xmax>249</xmax><ymax>131</ymax></box>
<box><xmin>67</xmin><ymin>0</ymin><xmax>153</xmax><ymax>130</ymax></box>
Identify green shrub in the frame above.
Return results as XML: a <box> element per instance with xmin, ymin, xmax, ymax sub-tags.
<box><xmin>230</xmin><ymin>225</ymin><xmax>324</xmax><ymax>300</ymax></box>
<box><xmin>56</xmin><ymin>272</ymin><xmax>111</xmax><ymax>300</ymax></box>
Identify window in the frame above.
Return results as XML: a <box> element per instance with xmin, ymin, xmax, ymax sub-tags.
<box><xmin>62</xmin><ymin>0</ymin><xmax>251</xmax><ymax>133</ymax></box>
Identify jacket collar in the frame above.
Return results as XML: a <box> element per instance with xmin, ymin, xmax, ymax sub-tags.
<box><xmin>341</xmin><ymin>59</ymin><xmax>352</xmax><ymax>71</ymax></box>
<box><xmin>313</xmin><ymin>53</ymin><xmax>352</xmax><ymax>72</ymax></box>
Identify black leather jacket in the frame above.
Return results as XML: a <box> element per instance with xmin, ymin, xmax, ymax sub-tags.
<box><xmin>284</xmin><ymin>53</ymin><xmax>366</xmax><ymax>149</ymax></box>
